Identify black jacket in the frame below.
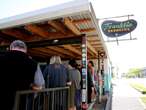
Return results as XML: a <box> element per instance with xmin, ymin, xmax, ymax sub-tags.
<box><xmin>0</xmin><ymin>50</ymin><xmax>37</xmax><ymax>110</ymax></box>
<box><xmin>87</xmin><ymin>67</ymin><xmax>94</xmax><ymax>103</ymax></box>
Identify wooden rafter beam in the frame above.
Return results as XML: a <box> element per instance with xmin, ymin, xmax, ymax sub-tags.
<box><xmin>91</xmin><ymin>45</ymin><xmax>102</xmax><ymax>49</ymax></box>
<box><xmin>48</xmin><ymin>20</ymin><xmax>66</xmax><ymax>34</ymax></box>
<box><xmin>64</xmin><ymin>18</ymin><xmax>80</xmax><ymax>35</ymax></box>
<box><xmin>96</xmin><ymin>48</ymin><xmax>104</xmax><ymax>51</ymax></box>
<box><xmin>87</xmin><ymin>51</ymin><xmax>93</xmax><ymax>57</ymax></box>
<box><xmin>87</xmin><ymin>49</ymin><xmax>94</xmax><ymax>56</ymax></box>
<box><xmin>47</xmin><ymin>46</ymin><xmax>76</xmax><ymax>58</ymax></box>
<box><xmin>94</xmin><ymin>46</ymin><xmax>103</xmax><ymax>49</ymax></box>
<box><xmin>88</xmin><ymin>35</ymin><xmax>99</xmax><ymax>37</ymax></box>
<box><xmin>64</xmin><ymin>17</ymin><xmax>97</xmax><ymax>56</ymax></box>
<box><xmin>90</xmin><ymin>42</ymin><xmax>102</xmax><ymax>45</ymax></box>
<box><xmin>89</xmin><ymin>41</ymin><xmax>101</xmax><ymax>45</ymax></box>
<box><xmin>87</xmin><ymin>42</ymin><xmax>97</xmax><ymax>55</ymax></box>
<box><xmin>46</xmin><ymin>47</ymin><xmax>72</xmax><ymax>58</ymax></box>
<box><xmin>80</xmin><ymin>28</ymin><xmax>96</xmax><ymax>33</ymax></box>
<box><xmin>0</xmin><ymin>35</ymin><xmax>83</xmax><ymax>50</ymax></box>
<box><xmin>27</xmin><ymin>36</ymin><xmax>82</xmax><ymax>48</ymax></box>
<box><xmin>44</xmin><ymin>47</ymin><xmax>67</xmax><ymax>58</ymax></box>
<box><xmin>30</xmin><ymin>48</ymin><xmax>73</xmax><ymax>60</ymax></box>
<box><xmin>0</xmin><ymin>31</ymin><xmax>17</xmax><ymax>41</ymax></box>
<box><xmin>1</xmin><ymin>29</ymin><xmax>33</xmax><ymax>41</ymax></box>
<box><xmin>32</xmin><ymin>47</ymin><xmax>67</xmax><ymax>58</ymax></box>
<box><xmin>62</xmin><ymin>45</ymin><xmax>81</xmax><ymax>56</ymax></box>
<box><xmin>72</xmin><ymin>18</ymin><xmax>91</xmax><ymax>24</ymax></box>
<box><xmin>25</xmin><ymin>24</ymin><xmax>50</xmax><ymax>38</ymax></box>
<box><xmin>87</xmin><ymin>37</ymin><xmax>100</xmax><ymax>42</ymax></box>
<box><xmin>28</xmin><ymin>49</ymin><xmax>49</xmax><ymax>58</ymax></box>
<box><xmin>92</xmin><ymin>43</ymin><xmax>103</xmax><ymax>48</ymax></box>
<box><xmin>25</xmin><ymin>24</ymin><xmax>74</xmax><ymax>40</ymax></box>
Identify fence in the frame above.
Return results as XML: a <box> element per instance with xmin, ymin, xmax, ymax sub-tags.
<box><xmin>14</xmin><ymin>87</ymin><xmax>69</xmax><ymax>110</ymax></box>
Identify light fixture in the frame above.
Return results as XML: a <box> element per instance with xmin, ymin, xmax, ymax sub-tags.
<box><xmin>53</xmin><ymin>39</ymin><xmax>59</xmax><ymax>43</ymax></box>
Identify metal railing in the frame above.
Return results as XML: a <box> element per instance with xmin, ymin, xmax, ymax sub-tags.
<box><xmin>14</xmin><ymin>87</ymin><xmax>69</xmax><ymax>110</ymax></box>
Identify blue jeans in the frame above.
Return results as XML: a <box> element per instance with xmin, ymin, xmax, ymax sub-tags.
<box><xmin>75</xmin><ymin>89</ymin><xmax>81</xmax><ymax>110</ymax></box>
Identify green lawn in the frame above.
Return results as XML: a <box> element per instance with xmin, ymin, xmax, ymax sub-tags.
<box><xmin>130</xmin><ymin>83</ymin><xmax>146</xmax><ymax>94</ymax></box>
<box><xmin>141</xmin><ymin>96</ymin><xmax>146</xmax><ymax>105</ymax></box>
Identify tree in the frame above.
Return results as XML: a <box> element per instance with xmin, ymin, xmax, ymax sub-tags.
<box><xmin>126</xmin><ymin>68</ymin><xmax>141</xmax><ymax>78</ymax></box>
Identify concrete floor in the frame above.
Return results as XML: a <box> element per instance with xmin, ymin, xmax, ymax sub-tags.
<box><xmin>88</xmin><ymin>96</ymin><xmax>107</xmax><ymax>110</ymax></box>
<box><xmin>112</xmin><ymin>79</ymin><xmax>145</xmax><ymax>110</ymax></box>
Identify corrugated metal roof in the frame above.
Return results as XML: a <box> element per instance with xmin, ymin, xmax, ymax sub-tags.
<box><xmin>69</xmin><ymin>13</ymin><xmax>97</xmax><ymax>36</ymax></box>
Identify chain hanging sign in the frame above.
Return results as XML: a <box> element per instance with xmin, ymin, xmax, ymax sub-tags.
<box><xmin>101</xmin><ymin>19</ymin><xmax>137</xmax><ymax>37</ymax></box>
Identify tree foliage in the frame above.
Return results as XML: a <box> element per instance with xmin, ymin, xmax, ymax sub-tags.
<box><xmin>126</xmin><ymin>68</ymin><xmax>141</xmax><ymax>78</ymax></box>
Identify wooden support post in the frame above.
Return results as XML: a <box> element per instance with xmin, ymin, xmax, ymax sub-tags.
<box><xmin>81</xmin><ymin>35</ymin><xmax>88</xmax><ymax>110</ymax></box>
<box><xmin>97</xmin><ymin>51</ymin><xmax>102</xmax><ymax>103</ymax></box>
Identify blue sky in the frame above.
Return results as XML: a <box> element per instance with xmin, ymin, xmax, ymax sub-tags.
<box><xmin>0</xmin><ymin>0</ymin><xmax>146</xmax><ymax>72</ymax></box>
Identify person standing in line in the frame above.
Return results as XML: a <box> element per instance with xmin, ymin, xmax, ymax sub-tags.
<box><xmin>0</xmin><ymin>40</ymin><xmax>44</xmax><ymax>110</ymax></box>
<box><xmin>43</xmin><ymin>56</ymin><xmax>68</xmax><ymax>110</ymax></box>
<box><xmin>43</xmin><ymin>56</ymin><xmax>68</xmax><ymax>88</ymax></box>
<box><xmin>88</xmin><ymin>61</ymin><xmax>98</xmax><ymax>102</ymax></box>
<box><xmin>68</xmin><ymin>59</ymin><xmax>81</xmax><ymax>110</ymax></box>
<box><xmin>87</xmin><ymin>61</ymin><xmax>95</xmax><ymax>104</ymax></box>
<box><xmin>88</xmin><ymin>61</ymin><xmax>95</xmax><ymax>83</ymax></box>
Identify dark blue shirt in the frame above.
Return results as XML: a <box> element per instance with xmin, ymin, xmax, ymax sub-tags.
<box><xmin>43</xmin><ymin>64</ymin><xmax>67</xmax><ymax>88</ymax></box>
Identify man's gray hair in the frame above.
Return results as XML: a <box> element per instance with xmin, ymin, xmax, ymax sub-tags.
<box><xmin>10</xmin><ymin>40</ymin><xmax>27</xmax><ymax>51</ymax></box>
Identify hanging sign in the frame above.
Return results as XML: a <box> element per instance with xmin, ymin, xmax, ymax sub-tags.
<box><xmin>101</xmin><ymin>19</ymin><xmax>137</xmax><ymax>37</ymax></box>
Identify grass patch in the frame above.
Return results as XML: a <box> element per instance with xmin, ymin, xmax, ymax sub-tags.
<box><xmin>130</xmin><ymin>83</ymin><xmax>146</xmax><ymax>94</ymax></box>
<box><xmin>141</xmin><ymin>96</ymin><xmax>146</xmax><ymax>105</ymax></box>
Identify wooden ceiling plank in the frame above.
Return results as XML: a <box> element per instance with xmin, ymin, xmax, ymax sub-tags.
<box><xmin>1</xmin><ymin>29</ymin><xmax>43</xmax><ymax>42</ymax></box>
<box><xmin>42</xmin><ymin>47</ymin><xmax>67</xmax><ymax>58</ymax></box>
<box><xmin>1</xmin><ymin>29</ymin><xmax>31</xmax><ymax>41</ymax></box>
<box><xmin>62</xmin><ymin>45</ymin><xmax>81</xmax><ymax>56</ymax></box>
<box><xmin>87</xmin><ymin>49</ymin><xmax>94</xmax><ymax>57</ymax></box>
<box><xmin>91</xmin><ymin>43</ymin><xmax>102</xmax><ymax>46</ymax></box>
<box><xmin>80</xmin><ymin>28</ymin><xmax>96</xmax><ymax>33</ymax></box>
<box><xmin>90</xmin><ymin>42</ymin><xmax>102</xmax><ymax>45</ymax></box>
<box><xmin>72</xmin><ymin>18</ymin><xmax>91</xmax><ymax>24</ymax></box>
<box><xmin>64</xmin><ymin>17</ymin><xmax>97</xmax><ymax>56</ymax></box>
<box><xmin>87</xmin><ymin>41</ymin><xmax>97</xmax><ymax>55</ymax></box>
<box><xmin>93</xmin><ymin>44</ymin><xmax>103</xmax><ymax>49</ymax></box>
<box><xmin>28</xmin><ymin>49</ymin><xmax>51</xmax><ymax>60</ymax></box>
<box><xmin>87</xmin><ymin>35</ymin><xmax>101</xmax><ymax>42</ymax></box>
<box><xmin>25</xmin><ymin>24</ymin><xmax>50</xmax><ymax>38</ymax></box>
<box><xmin>47</xmin><ymin>46</ymin><xmax>76</xmax><ymax>58</ymax></box>
<box><xmin>73</xmin><ymin>45</ymin><xmax>95</xmax><ymax>57</ymax></box>
<box><xmin>25</xmin><ymin>24</ymin><xmax>74</xmax><ymax>40</ymax></box>
<box><xmin>30</xmin><ymin>48</ymin><xmax>51</xmax><ymax>56</ymax></box>
<box><xmin>88</xmin><ymin>40</ymin><xmax>101</xmax><ymax>43</ymax></box>
<box><xmin>0</xmin><ymin>31</ymin><xmax>17</xmax><ymax>41</ymax></box>
<box><xmin>30</xmin><ymin>47</ymin><xmax>80</xmax><ymax>60</ymax></box>
<box><xmin>48</xmin><ymin>21</ymin><xmax>66</xmax><ymax>34</ymax></box>
<box><xmin>31</xmin><ymin>48</ymin><xmax>68</xmax><ymax>59</ymax></box>
<box><xmin>64</xmin><ymin>18</ymin><xmax>80</xmax><ymax>35</ymax></box>
<box><xmin>29</xmin><ymin>50</ymin><xmax>48</xmax><ymax>57</ymax></box>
